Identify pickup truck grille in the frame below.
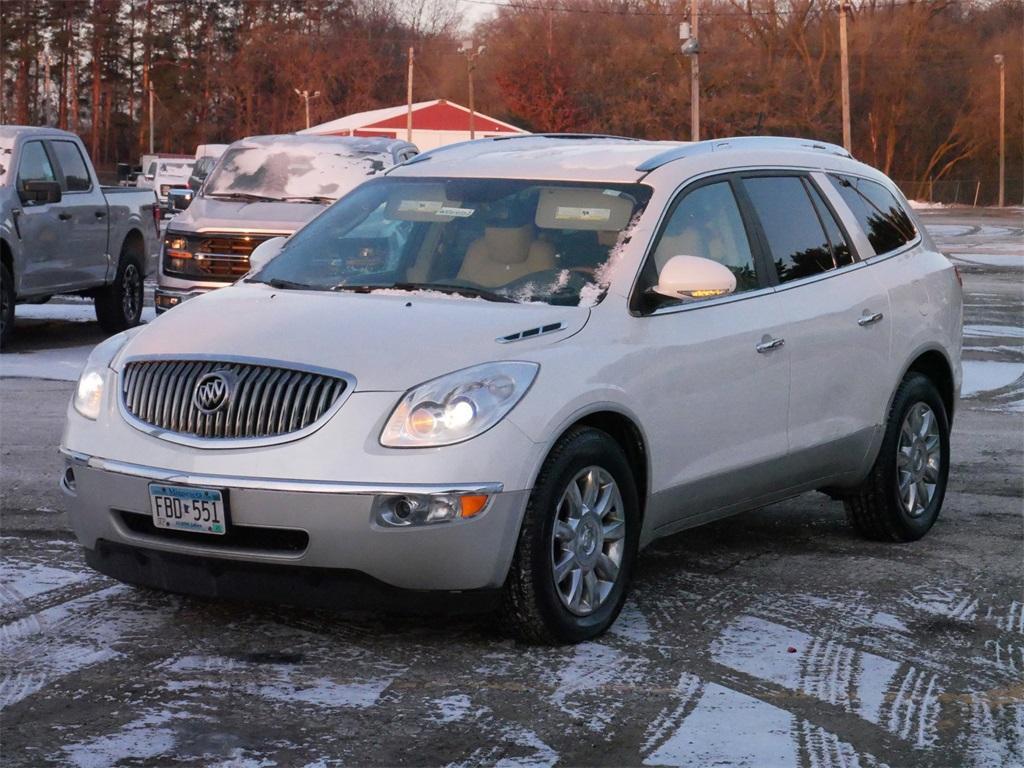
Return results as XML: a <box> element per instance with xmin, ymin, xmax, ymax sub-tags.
<box><xmin>163</xmin><ymin>233</ymin><xmax>274</xmax><ymax>283</ymax></box>
<box><xmin>121</xmin><ymin>360</ymin><xmax>349</xmax><ymax>440</ymax></box>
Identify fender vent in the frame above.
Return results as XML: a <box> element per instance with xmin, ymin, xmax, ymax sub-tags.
<box><xmin>497</xmin><ymin>322</ymin><xmax>564</xmax><ymax>344</ymax></box>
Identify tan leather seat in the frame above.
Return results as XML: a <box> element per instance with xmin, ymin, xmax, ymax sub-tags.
<box><xmin>457</xmin><ymin>225</ymin><xmax>556</xmax><ymax>287</ymax></box>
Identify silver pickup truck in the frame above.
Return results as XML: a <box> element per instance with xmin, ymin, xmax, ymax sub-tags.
<box><xmin>0</xmin><ymin>126</ymin><xmax>161</xmax><ymax>347</ymax></box>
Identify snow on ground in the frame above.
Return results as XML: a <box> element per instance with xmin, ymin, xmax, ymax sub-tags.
<box><xmin>961</xmin><ymin>361</ymin><xmax>1024</xmax><ymax>398</ymax></box>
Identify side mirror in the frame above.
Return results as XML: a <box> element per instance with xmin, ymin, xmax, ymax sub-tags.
<box><xmin>168</xmin><ymin>188</ymin><xmax>193</xmax><ymax>210</ymax></box>
<box><xmin>652</xmin><ymin>255</ymin><xmax>737</xmax><ymax>301</ymax></box>
<box><xmin>19</xmin><ymin>180</ymin><xmax>62</xmax><ymax>205</ymax></box>
<box><xmin>248</xmin><ymin>236</ymin><xmax>287</xmax><ymax>274</ymax></box>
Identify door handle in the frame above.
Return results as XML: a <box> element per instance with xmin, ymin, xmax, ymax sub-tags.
<box><xmin>857</xmin><ymin>311</ymin><xmax>884</xmax><ymax>326</ymax></box>
<box><xmin>94</xmin><ymin>210</ymin><xmax>106</xmax><ymax>219</ymax></box>
<box><xmin>58</xmin><ymin>212</ymin><xmax>72</xmax><ymax>221</ymax></box>
<box><xmin>756</xmin><ymin>336</ymin><xmax>785</xmax><ymax>353</ymax></box>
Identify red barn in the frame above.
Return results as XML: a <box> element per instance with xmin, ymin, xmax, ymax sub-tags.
<box><xmin>298</xmin><ymin>99</ymin><xmax>528</xmax><ymax>150</ymax></box>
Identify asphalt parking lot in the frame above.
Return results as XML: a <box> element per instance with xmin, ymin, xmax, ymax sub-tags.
<box><xmin>1</xmin><ymin>208</ymin><xmax>1021</xmax><ymax>767</ymax></box>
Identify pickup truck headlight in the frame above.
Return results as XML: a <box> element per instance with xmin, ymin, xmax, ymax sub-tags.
<box><xmin>72</xmin><ymin>331</ymin><xmax>135</xmax><ymax>420</ymax></box>
<box><xmin>163</xmin><ymin>232</ymin><xmax>194</xmax><ymax>275</ymax></box>
<box><xmin>380</xmin><ymin>362</ymin><xmax>538</xmax><ymax>448</ymax></box>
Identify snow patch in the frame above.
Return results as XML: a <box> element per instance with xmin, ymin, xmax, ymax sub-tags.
<box><xmin>61</xmin><ymin>710</ymin><xmax>176</xmax><ymax>768</ymax></box>
<box><xmin>0</xmin><ymin>561</ymin><xmax>92</xmax><ymax>607</ymax></box>
<box><xmin>961</xmin><ymin>361</ymin><xmax>1024</xmax><ymax>398</ymax></box>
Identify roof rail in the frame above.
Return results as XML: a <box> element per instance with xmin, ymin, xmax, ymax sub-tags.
<box><xmin>401</xmin><ymin>132</ymin><xmax>641</xmax><ymax>167</ymax></box>
<box><xmin>636</xmin><ymin>136</ymin><xmax>851</xmax><ymax>172</ymax></box>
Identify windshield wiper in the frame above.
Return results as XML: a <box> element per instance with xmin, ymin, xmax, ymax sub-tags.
<box><xmin>279</xmin><ymin>195</ymin><xmax>335</xmax><ymax>204</ymax></box>
<box><xmin>260</xmin><ymin>277</ymin><xmax>317</xmax><ymax>291</ymax></box>
<box><xmin>206</xmin><ymin>192</ymin><xmax>281</xmax><ymax>203</ymax></box>
<box><xmin>330</xmin><ymin>281</ymin><xmax>516</xmax><ymax>303</ymax></box>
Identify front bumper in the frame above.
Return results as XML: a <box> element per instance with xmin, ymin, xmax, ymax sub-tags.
<box><xmin>62</xmin><ymin>451</ymin><xmax>529</xmax><ymax>593</ymax></box>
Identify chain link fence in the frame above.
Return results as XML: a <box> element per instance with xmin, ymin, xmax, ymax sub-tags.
<box><xmin>895</xmin><ymin>178</ymin><xmax>1024</xmax><ymax>207</ymax></box>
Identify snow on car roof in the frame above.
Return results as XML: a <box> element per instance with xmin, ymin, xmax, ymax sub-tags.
<box><xmin>391</xmin><ymin>136</ymin><xmax>689</xmax><ymax>183</ymax></box>
<box><xmin>231</xmin><ymin>134</ymin><xmax>414</xmax><ymax>157</ymax></box>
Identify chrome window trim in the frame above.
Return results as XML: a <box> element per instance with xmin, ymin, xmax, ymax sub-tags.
<box><xmin>116</xmin><ymin>354</ymin><xmax>357</xmax><ymax>450</ymax></box>
<box><xmin>60</xmin><ymin>448</ymin><xmax>503</xmax><ymax>496</ymax></box>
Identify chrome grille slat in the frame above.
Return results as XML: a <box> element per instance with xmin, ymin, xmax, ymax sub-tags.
<box><xmin>121</xmin><ymin>360</ymin><xmax>347</xmax><ymax>441</ymax></box>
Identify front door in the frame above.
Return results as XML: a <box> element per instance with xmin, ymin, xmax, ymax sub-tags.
<box><xmin>13</xmin><ymin>140</ymin><xmax>63</xmax><ymax>295</ymax></box>
<box><xmin>628</xmin><ymin>176</ymin><xmax>791</xmax><ymax>531</ymax></box>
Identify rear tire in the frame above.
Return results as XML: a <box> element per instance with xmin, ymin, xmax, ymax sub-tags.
<box><xmin>844</xmin><ymin>373</ymin><xmax>950</xmax><ymax>542</ymax></box>
<box><xmin>501</xmin><ymin>426</ymin><xmax>640</xmax><ymax>644</ymax></box>
<box><xmin>95</xmin><ymin>253</ymin><xmax>144</xmax><ymax>332</ymax></box>
<box><xmin>1</xmin><ymin>262</ymin><xmax>13</xmax><ymax>349</ymax></box>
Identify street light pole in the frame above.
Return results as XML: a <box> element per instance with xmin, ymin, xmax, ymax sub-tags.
<box><xmin>406</xmin><ymin>47</ymin><xmax>415</xmax><ymax>143</ymax></box>
<box><xmin>839</xmin><ymin>0</ymin><xmax>851</xmax><ymax>152</ymax></box>
<box><xmin>690</xmin><ymin>0</ymin><xmax>700</xmax><ymax>141</ymax></box>
<box><xmin>460</xmin><ymin>41</ymin><xmax>486</xmax><ymax>140</ymax></box>
<box><xmin>293</xmin><ymin>89</ymin><xmax>320</xmax><ymax>130</ymax></box>
<box><xmin>995</xmin><ymin>53</ymin><xmax>1005</xmax><ymax>207</ymax></box>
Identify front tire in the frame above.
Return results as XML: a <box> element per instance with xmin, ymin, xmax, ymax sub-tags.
<box><xmin>95</xmin><ymin>255</ymin><xmax>144</xmax><ymax>332</ymax></box>
<box><xmin>844</xmin><ymin>373</ymin><xmax>950</xmax><ymax>542</ymax></box>
<box><xmin>1</xmin><ymin>262</ymin><xmax>14</xmax><ymax>349</ymax></box>
<box><xmin>501</xmin><ymin>426</ymin><xmax>640</xmax><ymax>644</ymax></box>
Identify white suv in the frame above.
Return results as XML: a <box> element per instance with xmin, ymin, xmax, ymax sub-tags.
<box><xmin>61</xmin><ymin>135</ymin><xmax>962</xmax><ymax>643</ymax></box>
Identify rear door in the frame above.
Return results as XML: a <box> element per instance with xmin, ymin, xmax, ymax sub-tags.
<box><xmin>739</xmin><ymin>172</ymin><xmax>890</xmax><ymax>484</ymax></box>
<box><xmin>630</xmin><ymin>175</ymin><xmax>791</xmax><ymax>530</ymax></box>
<box><xmin>48</xmin><ymin>138</ymin><xmax>109</xmax><ymax>287</ymax></box>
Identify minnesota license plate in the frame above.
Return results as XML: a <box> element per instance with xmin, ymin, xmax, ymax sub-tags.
<box><xmin>149</xmin><ymin>483</ymin><xmax>227</xmax><ymax>535</ymax></box>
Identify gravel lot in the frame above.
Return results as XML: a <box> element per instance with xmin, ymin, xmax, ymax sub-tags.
<box><xmin>1</xmin><ymin>209</ymin><xmax>1021</xmax><ymax>767</ymax></box>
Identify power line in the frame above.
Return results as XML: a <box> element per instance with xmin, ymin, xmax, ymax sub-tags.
<box><xmin>460</xmin><ymin>0</ymin><xmax>962</xmax><ymax>18</ymax></box>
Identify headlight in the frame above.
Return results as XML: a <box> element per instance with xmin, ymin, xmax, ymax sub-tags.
<box><xmin>72</xmin><ymin>331</ymin><xmax>136</xmax><ymax>420</ymax></box>
<box><xmin>73</xmin><ymin>369</ymin><xmax>105</xmax><ymax>420</ymax></box>
<box><xmin>381</xmin><ymin>362</ymin><xmax>539</xmax><ymax>447</ymax></box>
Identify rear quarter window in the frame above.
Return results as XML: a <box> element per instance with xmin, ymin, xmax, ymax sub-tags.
<box><xmin>828</xmin><ymin>174</ymin><xmax>916</xmax><ymax>256</ymax></box>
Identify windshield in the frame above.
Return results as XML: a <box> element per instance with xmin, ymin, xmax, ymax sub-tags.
<box><xmin>158</xmin><ymin>162</ymin><xmax>192</xmax><ymax>176</ymax></box>
<box><xmin>252</xmin><ymin>177</ymin><xmax>652</xmax><ymax>307</ymax></box>
<box><xmin>204</xmin><ymin>144</ymin><xmax>389</xmax><ymax>202</ymax></box>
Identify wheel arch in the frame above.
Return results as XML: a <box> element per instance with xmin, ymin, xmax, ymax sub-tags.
<box><xmin>120</xmin><ymin>228</ymin><xmax>145</xmax><ymax>262</ymax></box>
<box><xmin>898</xmin><ymin>346</ymin><xmax>957</xmax><ymax>423</ymax></box>
<box><xmin>535</xmin><ymin>407</ymin><xmax>650</xmax><ymax>529</ymax></box>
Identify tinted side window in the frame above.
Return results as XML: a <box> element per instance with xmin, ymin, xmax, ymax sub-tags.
<box><xmin>743</xmin><ymin>176</ymin><xmax>834</xmax><ymax>283</ymax></box>
<box><xmin>50</xmin><ymin>140</ymin><xmax>91</xmax><ymax>191</ymax></box>
<box><xmin>829</xmin><ymin>174</ymin><xmax>915</xmax><ymax>255</ymax></box>
<box><xmin>17</xmin><ymin>141</ymin><xmax>56</xmax><ymax>187</ymax></box>
<box><xmin>649</xmin><ymin>181</ymin><xmax>759</xmax><ymax>293</ymax></box>
<box><xmin>805</xmin><ymin>180</ymin><xmax>854</xmax><ymax>268</ymax></box>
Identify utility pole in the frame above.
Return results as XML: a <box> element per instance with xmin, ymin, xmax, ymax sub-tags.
<box><xmin>293</xmin><ymin>89</ymin><xmax>320</xmax><ymax>130</ymax></box>
<box><xmin>406</xmin><ymin>47</ymin><xmax>415</xmax><ymax>143</ymax></box>
<box><xmin>839</xmin><ymin>0</ymin><xmax>851</xmax><ymax>152</ymax></box>
<box><xmin>680</xmin><ymin>12</ymin><xmax>700</xmax><ymax>141</ymax></box>
<box><xmin>148</xmin><ymin>81</ymin><xmax>154</xmax><ymax>154</ymax></box>
<box><xmin>460</xmin><ymin>41</ymin><xmax>486</xmax><ymax>139</ymax></box>
<box><xmin>995</xmin><ymin>53</ymin><xmax>1005</xmax><ymax>207</ymax></box>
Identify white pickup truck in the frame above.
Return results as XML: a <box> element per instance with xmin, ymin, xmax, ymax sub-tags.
<box><xmin>0</xmin><ymin>126</ymin><xmax>161</xmax><ymax>347</ymax></box>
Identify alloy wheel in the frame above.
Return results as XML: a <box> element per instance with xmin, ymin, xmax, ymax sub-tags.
<box><xmin>897</xmin><ymin>402</ymin><xmax>941</xmax><ymax>518</ymax></box>
<box><xmin>550</xmin><ymin>466</ymin><xmax>626</xmax><ymax>616</ymax></box>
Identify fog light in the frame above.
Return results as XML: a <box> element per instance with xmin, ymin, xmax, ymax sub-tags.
<box><xmin>62</xmin><ymin>466</ymin><xmax>77</xmax><ymax>494</ymax></box>
<box><xmin>373</xmin><ymin>492</ymin><xmax>490</xmax><ymax>528</ymax></box>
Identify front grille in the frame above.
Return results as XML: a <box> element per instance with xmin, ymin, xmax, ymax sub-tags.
<box><xmin>164</xmin><ymin>234</ymin><xmax>272</xmax><ymax>282</ymax></box>
<box><xmin>121</xmin><ymin>360</ymin><xmax>349</xmax><ymax>440</ymax></box>
<box><xmin>117</xmin><ymin>510</ymin><xmax>309</xmax><ymax>554</ymax></box>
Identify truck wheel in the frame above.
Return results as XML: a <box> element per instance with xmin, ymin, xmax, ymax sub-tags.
<box><xmin>95</xmin><ymin>255</ymin><xmax>144</xmax><ymax>332</ymax></box>
<box><xmin>501</xmin><ymin>426</ymin><xmax>640</xmax><ymax>644</ymax></box>
<box><xmin>1</xmin><ymin>262</ymin><xmax>13</xmax><ymax>348</ymax></box>
<box><xmin>844</xmin><ymin>373</ymin><xmax>950</xmax><ymax>542</ymax></box>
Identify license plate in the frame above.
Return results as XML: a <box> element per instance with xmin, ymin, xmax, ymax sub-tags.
<box><xmin>149</xmin><ymin>483</ymin><xmax>227</xmax><ymax>535</ymax></box>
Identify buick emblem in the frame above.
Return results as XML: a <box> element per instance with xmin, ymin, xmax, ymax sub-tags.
<box><xmin>193</xmin><ymin>371</ymin><xmax>232</xmax><ymax>414</ymax></box>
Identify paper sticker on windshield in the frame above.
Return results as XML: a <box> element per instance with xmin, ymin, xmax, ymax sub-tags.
<box><xmin>554</xmin><ymin>206</ymin><xmax>612</xmax><ymax>223</ymax></box>
<box><xmin>398</xmin><ymin>199</ymin><xmax>444</xmax><ymax>214</ymax></box>
<box><xmin>436</xmin><ymin>206</ymin><xmax>474</xmax><ymax>218</ymax></box>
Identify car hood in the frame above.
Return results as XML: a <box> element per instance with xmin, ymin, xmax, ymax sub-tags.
<box><xmin>169</xmin><ymin>196</ymin><xmax>329</xmax><ymax>235</ymax></box>
<box><xmin>117</xmin><ymin>282</ymin><xmax>590</xmax><ymax>391</ymax></box>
